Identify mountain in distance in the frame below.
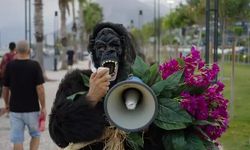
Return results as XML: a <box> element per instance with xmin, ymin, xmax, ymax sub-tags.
<box><xmin>94</xmin><ymin>0</ymin><xmax>171</xmax><ymax>28</ymax></box>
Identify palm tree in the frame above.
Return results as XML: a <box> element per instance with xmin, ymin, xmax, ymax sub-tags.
<box><xmin>59</xmin><ymin>0</ymin><xmax>71</xmax><ymax>69</ymax></box>
<box><xmin>83</xmin><ymin>2</ymin><xmax>103</xmax><ymax>35</ymax></box>
<box><xmin>78</xmin><ymin>0</ymin><xmax>103</xmax><ymax>59</ymax></box>
<box><xmin>34</xmin><ymin>0</ymin><xmax>45</xmax><ymax>72</ymax></box>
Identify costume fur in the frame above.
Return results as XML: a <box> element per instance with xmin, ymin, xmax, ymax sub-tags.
<box><xmin>49</xmin><ymin>22</ymin><xmax>165</xmax><ymax>150</ymax></box>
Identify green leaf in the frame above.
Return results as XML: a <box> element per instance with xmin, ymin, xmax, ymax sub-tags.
<box><xmin>127</xmin><ymin>132</ymin><xmax>143</xmax><ymax>150</ymax></box>
<box><xmin>154</xmin><ymin>98</ymin><xmax>192</xmax><ymax>130</ymax></box>
<box><xmin>162</xmin><ymin>131</ymin><xmax>187</xmax><ymax>150</ymax></box>
<box><xmin>147</xmin><ymin>64</ymin><xmax>161</xmax><ymax>86</ymax></box>
<box><xmin>203</xmin><ymin>140</ymin><xmax>219</xmax><ymax>150</ymax></box>
<box><xmin>193</xmin><ymin>126</ymin><xmax>212</xmax><ymax>142</ymax></box>
<box><xmin>67</xmin><ymin>91</ymin><xmax>87</xmax><ymax>101</ymax></box>
<box><xmin>157</xmin><ymin>98</ymin><xmax>192</xmax><ymax>123</ymax></box>
<box><xmin>193</xmin><ymin>120</ymin><xmax>220</xmax><ymax>126</ymax></box>
<box><xmin>80</xmin><ymin>73</ymin><xmax>90</xmax><ymax>87</ymax></box>
<box><xmin>158</xmin><ymin>90</ymin><xmax>172</xmax><ymax>98</ymax></box>
<box><xmin>154</xmin><ymin>119</ymin><xmax>187</xmax><ymax>130</ymax></box>
<box><xmin>141</xmin><ymin>69</ymin><xmax>151</xmax><ymax>85</ymax></box>
<box><xmin>151</xmin><ymin>71</ymin><xmax>183</xmax><ymax>96</ymax></box>
<box><xmin>184</xmin><ymin>133</ymin><xmax>206</xmax><ymax>150</ymax></box>
<box><xmin>177</xmin><ymin>58</ymin><xmax>185</xmax><ymax>67</ymax></box>
<box><xmin>131</xmin><ymin>56</ymin><xmax>149</xmax><ymax>77</ymax></box>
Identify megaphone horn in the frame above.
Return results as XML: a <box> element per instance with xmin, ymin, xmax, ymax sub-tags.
<box><xmin>104</xmin><ymin>76</ymin><xmax>158</xmax><ymax>132</ymax></box>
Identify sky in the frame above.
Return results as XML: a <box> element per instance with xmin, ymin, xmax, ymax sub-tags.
<box><xmin>0</xmin><ymin>0</ymin><xmax>184</xmax><ymax>49</ymax></box>
<box><xmin>0</xmin><ymin>0</ymin><xmax>68</xmax><ymax>48</ymax></box>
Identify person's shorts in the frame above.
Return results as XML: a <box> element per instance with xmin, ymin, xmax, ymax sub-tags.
<box><xmin>9</xmin><ymin>112</ymin><xmax>40</xmax><ymax>143</ymax></box>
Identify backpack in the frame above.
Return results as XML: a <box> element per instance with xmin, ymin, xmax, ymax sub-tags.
<box><xmin>0</xmin><ymin>52</ymin><xmax>16</xmax><ymax>79</ymax></box>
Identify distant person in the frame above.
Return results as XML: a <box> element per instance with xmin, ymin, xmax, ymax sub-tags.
<box><xmin>66</xmin><ymin>49</ymin><xmax>75</xmax><ymax>69</ymax></box>
<box><xmin>0</xmin><ymin>42</ymin><xmax>16</xmax><ymax>116</ymax></box>
<box><xmin>0</xmin><ymin>42</ymin><xmax>17</xmax><ymax>88</ymax></box>
<box><xmin>2</xmin><ymin>40</ymin><xmax>46</xmax><ymax>150</ymax></box>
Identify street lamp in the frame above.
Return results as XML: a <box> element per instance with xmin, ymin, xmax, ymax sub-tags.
<box><xmin>205</xmin><ymin>0</ymin><xmax>210</xmax><ymax>65</ymax></box>
<box><xmin>25</xmin><ymin>0</ymin><xmax>27</xmax><ymax>40</ymax></box>
<box><xmin>157</xmin><ymin>0</ymin><xmax>161</xmax><ymax>64</ymax></box>
<box><xmin>154</xmin><ymin>0</ymin><xmax>157</xmax><ymax>63</ymax></box>
<box><xmin>130</xmin><ymin>19</ymin><xmax>134</xmax><ymax>29</ymax></box>
<box><xmin>166</xmin><ymin>0</ymin><xmax>174</xmax><ymax>13</ymax></box>
<box><xmin>25</xmin><ymin>0</ymin><xmax>32</xmax><ymax>48</ymax></box>
<box><xmin>54</xmin><ymin>11</ymin><xmax>59</xmax><ymax>71</ymax></box>
<box><xmin>138</xmin><ymin>10</ymin><xmax>143</xmax><ymax>29</ymax></box>
<box><xmin>214</xmin><ymin>0</ymin><xmax>219</xmax><ymax>64</ymax></box>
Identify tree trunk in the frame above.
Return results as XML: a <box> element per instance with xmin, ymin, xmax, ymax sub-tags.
<box><xmin>34</xmin><ymin>0</ymin><xmax>45</xmax><ymax>73</ymax></box>
<box><xmin>59</xmin><ymin>2</ymin><xmax>68</xmax><ymax>69</ymax></box>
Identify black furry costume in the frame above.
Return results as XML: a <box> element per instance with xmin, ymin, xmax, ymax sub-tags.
<box><xmin>49</xmin><ymin>22</ymin><xmax>165</xmax><ymax>150</ymax></box>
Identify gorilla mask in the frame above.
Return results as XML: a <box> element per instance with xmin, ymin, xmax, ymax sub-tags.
<box><xmin>94</xmin><ymin>28</ymin><xmax>122</xmax><ymax>81</ymax></box>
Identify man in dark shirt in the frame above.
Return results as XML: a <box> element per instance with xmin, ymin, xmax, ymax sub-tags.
<box><xmin>2</xmin><ymin>40</ymin><xmax>46</xmax><ymax>150</ymax></box>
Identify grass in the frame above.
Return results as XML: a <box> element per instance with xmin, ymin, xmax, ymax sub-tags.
<box><xmin>219</xmin><ymin>63</ymin><xmax>250</xmax><ymax>150</ymax></box>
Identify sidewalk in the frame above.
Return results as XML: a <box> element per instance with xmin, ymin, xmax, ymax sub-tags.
<box><xmin>0</xmin><ymin>60</ymin><xmax>89</xmax><ymax>150</ymax></box>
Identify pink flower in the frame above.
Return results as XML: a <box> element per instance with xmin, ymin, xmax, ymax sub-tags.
<box><xmin>160</xmin><ymin>46</ymin><xmax>229</xmax><ymax>141</ymax></box>
<box><xmin>180</xmin><ymin>92</ymin><xmax>208</xmax><ymax>120</ymax></box>
<box><xmin>159</xmin><ymin>59</ymin><xmax>181</xmax><ymax>79</ymax></box>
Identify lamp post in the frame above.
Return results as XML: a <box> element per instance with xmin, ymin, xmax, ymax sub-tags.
<box><xmin>154</xmin><ymin>0</ymin><xmax>157</xmax><ymax>63</ymax></box>
<box><xmin>214</xmin><ymin>0</ymin><xmax>219</xmax><ymax>64</ymax></box>
<box><xmin>29</xmin><ymin>0</ymin><xmax>31</xmax><ymax>47</ymax></box>
<box><xmin>138</xmin><ymin>10</ymin><xmax>143</xmax><ymax>29</ymax></box>
<box><xmin>54</xmin><ymin>11</ymin><xmax>59</xmax><ymax>71</ymax></box>
<box><xmin>25</xmin><ymin>0</ymin><xmax>28</xmax><ymax>40</ymax></box>
<box><xmin>248</xmin><ymin>28</ymin><xmax>250</xmax><ymax>64</ymax></box>
<box><xmin>205</xmin><ymin>0</ymin><xmax>210</xmax><ymax>65</ymax></box>
<box><xmin>25</xmin><ymin>0</ymin><xmax>32</xmax><ymax>48</ymax></box>
<box><xmin>157</xmin><ymin>0</ymin><xmax>161</xmax><ymax>64</ymax></box>
<box><xmin>205</xmin><ymin>0</ymin><xmax>219</xmax><ymax>65</ymax></box>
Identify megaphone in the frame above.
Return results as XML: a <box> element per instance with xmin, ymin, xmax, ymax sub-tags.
<box><xmin>104</xmin><ymin>76</ymin><xmax>158</xmax><ymax>132</ymax></box>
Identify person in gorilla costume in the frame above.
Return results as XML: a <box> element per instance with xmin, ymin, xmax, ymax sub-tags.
<box><xmin>49</xmin><ymin>22</ymin><xmax>165</xmax><ymax>150</ymax></box>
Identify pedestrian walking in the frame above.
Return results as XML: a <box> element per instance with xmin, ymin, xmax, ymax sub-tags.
<box><xmin>66</xmin><ymin>49</ymin><xmax>75</xmax><ymax>70</ymax></box>
<box><xmin>0</xmin><ymin>42</ymin><xmax>16</xmax><ymax>116</ymax></box>
<box><xmin>2</xmin><ymin>40</ymin><xmax>46</xmax><ymax>150</ymax></box>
